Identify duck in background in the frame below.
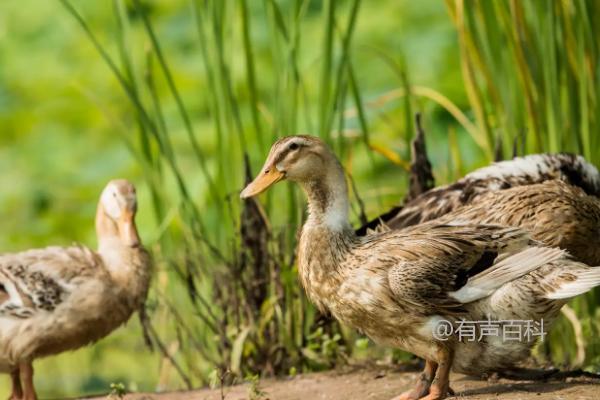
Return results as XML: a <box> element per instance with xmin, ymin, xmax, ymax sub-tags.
<box><xmin>358</xmin><ymin>153</ymin><xmax>600</xmax><ymax>265</ymax></box>
<box><xmin>241</xmin><ymin>136</ymin><xmax>600</xmax><ymax>400</ymax></box>
<box><xmin>0</xmin><ymin>179</ymin><xmax>151</xmax><ymax>400</ymax></box>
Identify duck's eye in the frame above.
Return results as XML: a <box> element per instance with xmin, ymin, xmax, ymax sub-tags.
<box><xmin>289</xmin><ymin>142</ymin><xmax>300</xmax><ymax>151</ymax></box>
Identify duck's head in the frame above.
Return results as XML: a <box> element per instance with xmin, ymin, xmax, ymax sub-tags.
<box><xmin>241</xmin><ymin>135</ymin><xmax>335</xmax><ymax>198</ymax></box>
<box><xmin>98</xmin><ymin>179</ymin><xmax>140</xmax><ymax>247</ymax></box>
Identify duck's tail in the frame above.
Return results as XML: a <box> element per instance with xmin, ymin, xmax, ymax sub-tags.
<box><xmin>534</xmin><ymin>153</ymin><xmax>600</xmax><ymax>196</ymax></box>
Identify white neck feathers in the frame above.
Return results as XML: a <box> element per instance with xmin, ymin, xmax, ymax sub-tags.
<box><xmin>303</xmin><ymin>163</ymin><xmax>352</xmax><ymax>232</ymax></box>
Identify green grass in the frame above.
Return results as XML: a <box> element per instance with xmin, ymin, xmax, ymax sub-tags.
<box><xmin>59</xmin><ymin>0</ymin><xmax>379</xmax><ymax>389</ymax></box>
<box><xmin>446</xmin><ymin>0</ymin><xmax>600</xmax><ymax>164</ymax></box>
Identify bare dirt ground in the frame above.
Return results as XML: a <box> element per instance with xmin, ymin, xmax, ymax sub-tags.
<box><xmin>84</xmin><ymin>366</ymin><xmax>600</xmax><ymax>400</ymax></box>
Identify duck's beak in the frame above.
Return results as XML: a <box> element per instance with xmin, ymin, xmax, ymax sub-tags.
<box><xmin>118</xmin><ymin>209</ymin><xmax>141</xmax><ymax>247</ymax></box>
<box><xmin>240</xmin><ymin>166</ymin><xmax>285</xmax><ymax>199</ymax></box>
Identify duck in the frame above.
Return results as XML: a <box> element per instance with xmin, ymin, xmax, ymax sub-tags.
<box><xmin>357</xmin><ymin>153</ymin><xmax>600</xmax><ymax>266</ymax></box>
<box><xmin>358</xmin><ymin>153</ymin><xmax>600</xmax><ymax>231</ymax></box>
<box><xmin>0</xmin><ymin>179</ymin><xmax>151</xmax><ymax>400</ymax></box>
<box><xmin>241</xmin><ymin>135</ymin><xmax>600</xmax><ymax>400</ymax></box>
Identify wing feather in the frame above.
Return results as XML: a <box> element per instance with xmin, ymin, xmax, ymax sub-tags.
<box><xmin>0</xmin><ymin>245</ymin><xmax>100</xmax><ymax>319</ymax></box>
<box><xmin>449</xmin><ymin>246</ymin><xmax>566</xmax><ymax>303</ymax></box>
<box><xmin>380</xmin><ymin>225</ymin><xmax>564</xmax><ymax>315</ymax></box>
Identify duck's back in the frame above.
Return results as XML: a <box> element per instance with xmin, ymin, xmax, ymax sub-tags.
<box><xmin>438</xmin><ymin>180</ymin><xmax>600</xmax><ymax>265</ymax></box>
<box><xmin>359</xmin><ymin>153</ymin><xmax>600</xmax><ymax>233</ymax></box>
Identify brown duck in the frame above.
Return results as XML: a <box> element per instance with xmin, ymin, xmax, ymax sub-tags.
<box><xmin>359</xmin><ymin>154</ymin><xmax>600</xmax><ymax>265</ymax></box>
<box><xmin>0</xmin><ymin>180</ymin><xmax>151</xmax><ymax>400</ymax></box>
<box><xmin>241</xmin><ymin>136</ymin><xmax>600</xmax><ymax>400</ymax></box>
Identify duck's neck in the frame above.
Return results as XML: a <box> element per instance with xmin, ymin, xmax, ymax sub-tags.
<box><xmin>297</xmin><ymin>160</ymin><xmax>355</xmax><ymax>310</ymax></box>
<box><xmin>95</xmin><ymin>204</ymin><xmax>150</xmax><ymax>303</ymax></box>
<box><xmin>301</xmin><ymin>160</ymin><xmax>353</xmax><ymax>233</ymax></box>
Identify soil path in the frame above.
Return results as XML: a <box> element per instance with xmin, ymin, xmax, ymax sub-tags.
<box><xmin>84</xmin><ymin>367</ymin><xmax>600</xmax><ymax>400</ymax></box>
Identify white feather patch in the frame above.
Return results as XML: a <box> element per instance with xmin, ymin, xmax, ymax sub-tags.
<box><xmin>2</xmin><ymin>279</ymin><xmax>24</xmax><ymax>308</ymax></box>
<box><xmin>418</xmin><ymin>315</ymin><xmax>448</xmax><ymax>339</ymax></box>
<box><xmin>467</xmin><ymin>154</ymin><xmax>553</xmax><ymax>181</ymax></box>
<box><xmin>100</xmin><ymin>183</ymin><xmax>121</xmax><ymax>219</ymax></box>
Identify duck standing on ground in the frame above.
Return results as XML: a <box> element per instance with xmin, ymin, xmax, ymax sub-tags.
<box><xmin>0</xmin><ymin>179</ymin><xmax>151</xmax><ymax>400</ymax></box>
<box><xmin>241</xmin><ymin>136</ymin><xmax>600</xmax><ymax>400</ymax></box>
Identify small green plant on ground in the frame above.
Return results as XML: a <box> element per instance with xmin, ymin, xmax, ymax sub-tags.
<box><xmin>247</xmin><ymin>374</ymin><xmax>267</xmax><ymax>400</ymax></box>
<box><xmin>108</xmin><ymin>382</ymin><xmax>127</xmax><ymax>399</ymax></box>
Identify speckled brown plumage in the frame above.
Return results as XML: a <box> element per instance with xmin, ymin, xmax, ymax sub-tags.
<box><xmin>242</xmin><ymin>136</ymin><xmax>600</xmax><ymax>400</ymax></box>
<box><xmin>359</xmin><ymin>153</ymin><xmax>600</xmax><ymax>231</ymax></box>
<box><xmin>0</xmin><ymin>180</ymin><xmax>151</xmax><ymax>400</ymax></box>
<box><xmin>358</xmin><ymin>154</ymin><xmax>600</xmax><ymax>267</ymax></box>
<box><xmin>436</xmin><ymin>180</ymin><xmax>600</xmax><ymax>265</ymax></box>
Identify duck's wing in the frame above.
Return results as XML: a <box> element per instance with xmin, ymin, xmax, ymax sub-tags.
<box><xmin>376</xmin><ymin>225</ymin><xmax>566</xmax><ymax>315</ymax></box>
<box><xmin>356</xmin><ymin>153</ymin><xmax>600</xmax><ymax>234</ymax></box>
<box><xmin>0</xmin><ymin>246</ymin><xmax>100</xmax><ymax>319</ymax></box>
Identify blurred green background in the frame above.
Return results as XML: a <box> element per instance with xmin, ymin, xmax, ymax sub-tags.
<box><xmin>1</xmin><ymin>0</ymin><xmax>599</xmax><ymax>397</ymax></box>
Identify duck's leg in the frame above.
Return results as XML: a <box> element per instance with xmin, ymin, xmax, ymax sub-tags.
<box><xmin>391</xmin><ymin>359</ymin><xmax>438</xmax><ymax>400</ymax></box>
<box><xmin>19</xmin><ymin>362</ymin><xmax>37</xmax><ymax>400</ymax></box>
<box><xmin>9</xmin><ymin>367</ymin><xmax>23</xmax><ymax>400</ymax></box>
<box><xmin>420</xmin><ymin>347</ymin><xmax>454</xmax><ymax>400</ymax></box>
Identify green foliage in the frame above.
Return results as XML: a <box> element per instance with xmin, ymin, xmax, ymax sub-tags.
<box><xmin>446</xmin><ymin>0</ymin><xmax>600</xmax><ymax>164</ymax></box>
<box><xmin>59</xmin><ymin>0</ymin><xmax>379</xmax><ymax>390</ymax></box>
<box><xmin>109</xmin><ymin>382</ymin><xmax>127</xmax><ymax>399</ymax></box>
<box><xmin>302</xmin><ymin>327</ymin><xmax>346</xmax><ymax>370</ymax></box>
<box><xmin>246</xmin><ymin>374</ymin><xmax>267</xmax><ymax>400</ymax></box>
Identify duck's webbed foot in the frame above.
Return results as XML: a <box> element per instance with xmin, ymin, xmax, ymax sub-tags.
<box><xmin>392</xmin><ymin>360</ymin><xmax>438</xmax><ymax>400</ymax></box>
<box><xmin>9</xmin><ymin>367</ymin><xmax>23</xmax><ymax>400</ymax></box>
<box><xmin>420</xmin><ymin>380</ymin><xmax>449</xmax><ymax>400</ymax></box>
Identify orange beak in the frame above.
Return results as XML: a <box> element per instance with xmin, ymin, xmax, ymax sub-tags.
<box><xmin>240</xmin><ymin>167</ymin><xmax>285</xmax><ymax>199</ymax></box>
<box><xmin>118</xmin><ymin>209</ymin><xmax>141</xmax><ymax>247</ymax></box>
